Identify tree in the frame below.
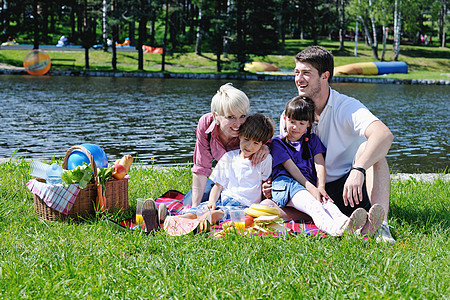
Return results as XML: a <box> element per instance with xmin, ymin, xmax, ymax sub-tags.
<box><xmin>337</xmin><ymin>0</ymin><xmax>347</xmax><ymax>51</ymax></box>
<box><xmin>393</xmin><ymin>0</ymin><xmax>401</xmax><ymax>60</ymax></box>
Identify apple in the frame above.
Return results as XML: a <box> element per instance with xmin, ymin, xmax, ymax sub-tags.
<box><xmin>112</xmin><ymin>163</ymin><xmax>127</xmax><ymax>179</ymax></box>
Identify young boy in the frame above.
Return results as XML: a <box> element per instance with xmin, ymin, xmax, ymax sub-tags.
<box><xmin>181</xmin><ymin>113</ymin><xmax>274</xmax><ymax>224</ymax></box>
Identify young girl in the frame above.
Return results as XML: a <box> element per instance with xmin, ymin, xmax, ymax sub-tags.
<box><xmin>271</xmin><ymin>96</ymin><xmax>372</xmax><ymax>236</ymax></box>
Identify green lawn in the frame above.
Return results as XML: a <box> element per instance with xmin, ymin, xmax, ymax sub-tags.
<box><xmin>0</xmin><ymin>159</ymin><xmax>448</xmax><ymax>298</ymax></box>
<box><xmin>1</xmin><ymin>39</ymin><xmax>449</xmax><ymax>81</ymax></box>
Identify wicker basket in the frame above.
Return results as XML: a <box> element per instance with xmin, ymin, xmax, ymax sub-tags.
<box><xmin>33</xmin><ymin>145</ymin><xmax>129</xmax><ymax>221</ymax></box>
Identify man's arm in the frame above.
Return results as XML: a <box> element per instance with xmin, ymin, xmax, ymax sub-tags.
<box><xmin>343</xmin><ymin>120</ymin><xmax>394</xmax><ymax>207</ymax></box>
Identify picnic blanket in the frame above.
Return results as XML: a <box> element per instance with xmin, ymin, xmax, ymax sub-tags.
<box><xmin>119</xmin><ymin>190</ymin><xmax>326</xmax><ymax>237</ymax></box>
<box><xmin>27</xmin><ymin>179</ymin><xmax>81</xmax><ymax>215</ymax></box>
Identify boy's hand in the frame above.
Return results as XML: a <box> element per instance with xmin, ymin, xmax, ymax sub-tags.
<box><xmin>206</xmin><ymin>199</ymin><xmax>216</xmax><ymax>210</ymax></box>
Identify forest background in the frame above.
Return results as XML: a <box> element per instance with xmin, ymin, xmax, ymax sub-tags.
<box><xmin>0</xmin><ymin>0</ymin><xmax>448</xmax><ymax>73</ymax></box>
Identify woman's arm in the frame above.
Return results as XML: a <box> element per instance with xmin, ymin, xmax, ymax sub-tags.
<box><xmin>192</xmin><ymin>173</ymin><xmax>208</xmax><ymax>207</ymax></box>
<box><xmin>207</xmin><ymin>183</ymin><xmax>223</xmax><ymax>210</ymax></box>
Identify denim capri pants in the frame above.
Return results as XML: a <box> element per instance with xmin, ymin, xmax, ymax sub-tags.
<box><xmin>272</xmin><ymin>175</ymin><xmax>307</xmax><ymax>208</ymax></box>
<box><xmin>182</xmin><ymin>196</ymin><xmax>247</xmax><ymax>222</ymax></box>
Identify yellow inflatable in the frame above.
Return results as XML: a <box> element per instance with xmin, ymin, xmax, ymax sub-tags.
<box><xmin>244</xmin><ymin>62</ymin><xmax>279</xmax><ymax>73</ymax></box>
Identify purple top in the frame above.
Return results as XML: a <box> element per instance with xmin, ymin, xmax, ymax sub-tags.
<box><xmin>270</xmin><ymin>133</ymin><xmax>326</xmax><ymax>186</ymax></box>
<box><xmin>191</xmin><ymin>113</ymin><xmax>240</xmax><ymax>177</ymax></box>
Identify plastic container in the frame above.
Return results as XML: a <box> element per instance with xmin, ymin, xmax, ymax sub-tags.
<box><xmin>29</xmin><ymin>161</ymin><xmax>50</xmax><ymax>179</ymax></box>
<box><xmin>67</xmin><ymin>143</ymin><xmax>108</xmax><ymax>170</ymax></box>
<box><xmin>46</xmin><ymin>163</ymin><xmax>63</xmax><ymax>185</ymax></box>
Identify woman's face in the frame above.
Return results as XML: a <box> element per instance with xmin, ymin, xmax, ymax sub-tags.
<box><xmin>216</xmin><ymin>111</ymin><xmax>247</xmax><ymax>139</ymax></box>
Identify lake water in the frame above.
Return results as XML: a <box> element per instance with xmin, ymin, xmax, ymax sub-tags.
<box><xmin>0</xmin><ymin>74</ymin><xmax>448</xmax><ymax>173</ymax></box>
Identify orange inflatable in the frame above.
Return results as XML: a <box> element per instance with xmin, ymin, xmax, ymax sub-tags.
<box><xmin>142</xmin><ymin>45</ymin><xmax>163</xmax><ymax>54</ymax></box>
<box><xmin>23</xmin><ymin>49</ymin><xmax>51</xmax><ymax>75</ymax></box>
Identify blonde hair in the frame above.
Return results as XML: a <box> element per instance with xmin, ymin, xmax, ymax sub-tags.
<box><xmin>211</xmin><ymin>83</ymin><xmax>250</xmax><ymax>119</ymax></box>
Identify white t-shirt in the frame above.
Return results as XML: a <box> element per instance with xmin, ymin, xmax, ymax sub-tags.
<box><xmin>280</xmin><ymin>88</ymin><xmax>378</xmax><ymax>182</ymax></box>
<box><xmin>209</xmin><ymin>149</ymin><xmax>273</xmax><ymax>206</ymax></box>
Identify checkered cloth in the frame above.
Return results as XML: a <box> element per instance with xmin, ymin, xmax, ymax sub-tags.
<box><xmin>27</xmin><ymin>179</ymin><xmax>81</xmax><ymax>215</ymax></box>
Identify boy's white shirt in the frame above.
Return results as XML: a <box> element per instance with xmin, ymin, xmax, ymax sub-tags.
<box><xmin>209</xmin><ymin>149</ymin><xmax>272</xmax><ymax>207</ymax></box>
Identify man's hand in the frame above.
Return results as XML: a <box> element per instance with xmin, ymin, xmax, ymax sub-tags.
<box><xmin>342</xmin><ymin>169</ymin><xmax>365</xmax><ymax>207</ymax></box>
<box><xmin>262</xmin><ymin>177</ymin><xmax>272</xmax><ymax>199</ymax></box>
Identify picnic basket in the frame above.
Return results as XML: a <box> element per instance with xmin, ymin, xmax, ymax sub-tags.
<box><xmin>33</xmin><ymin>145</ymin><xmax>129</xmax><ymax>221</ymax></box>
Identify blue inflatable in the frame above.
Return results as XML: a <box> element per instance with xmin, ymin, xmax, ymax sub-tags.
<box><xmin>67</xmin><ymin>143</ymin><xmax>108</xmax><ymax>170</ymax></box>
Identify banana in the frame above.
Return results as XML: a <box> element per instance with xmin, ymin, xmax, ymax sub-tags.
<box><xmin>249</xmin><ymin>204</ymin><xmax>280</xmax><ymax>216</ymax></box>
<box><xmin>244</xmin><ymin>207</ymin><xmax>277</xmax><ymax>217</ymax></box>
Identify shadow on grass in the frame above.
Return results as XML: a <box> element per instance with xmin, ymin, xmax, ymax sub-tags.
<box><xmin>391</xmin><ymin>204</ymin><xmax>449</xmax><ymax>233</ymax></box>
<box><xmin>400</xmin><ymin>47</ymin><xmax>450</xmax><ymax>59</ymax></box>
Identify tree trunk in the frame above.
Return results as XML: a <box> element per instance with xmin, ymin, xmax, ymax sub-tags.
<box><xmin>195</xmin><ymin>8</ymin><xmax>202</xmax><ymax>55</ymax></box>
<box><xmin>102</xmin><ymin>0</ymin><xmax>108</xmax><ymax>51</ymax></box>
<box><xmin>236</xmin><ymin>0</ymin><xmax>245</xmax><ymax>71</ymax></box>
<box><xmin>138</xmin><ymin>19</ymin><xmax>146</xmax><ymax>71</ymax></box>
<box><xmin>381</xmin><ymin>25</ymin><xmax>387</xmax><ymax>61</ymax></box>
<box><xmin>162</xmin><ymin>0</ymin><xmax>169</xmax><ymax>72</ymax></box>
<box><xmin>338</xmin><ymin>0</ymin><xmax>345</xmax><ymax>51</ymax></box>
<box><xmin>354</xmin><ymin>20</ymin><xmax>359</xmax><ymax>56</ymax></box>
<box><xmin>84</xmin><ymin>47</ymin><xmax>89</xmax><ymax>69</ymax></box>
<box><xmin>393</xmin><ymin>0</ymin><xmax>402</xmax><ymax>61</ymax></box>
<box><xmin>439</xmin><ymin>0</ymin><xmax>447</xmax><ymax>47</ymax></box>
<box><xmin>33</xmin><ymin>0</ymin><xmax>39</xmax><ymax>49</ymax></box>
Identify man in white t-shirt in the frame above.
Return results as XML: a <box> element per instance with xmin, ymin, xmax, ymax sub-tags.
<box><xmin>263</xmin><ymin>46</ymin><xmax>395</xmax><ymax>243</ymax></box>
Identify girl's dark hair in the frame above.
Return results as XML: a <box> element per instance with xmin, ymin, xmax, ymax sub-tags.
<box><xmin>283</xmin><ymin>96</ymin><xmax>315</xmax><ymax>160</ymax></box>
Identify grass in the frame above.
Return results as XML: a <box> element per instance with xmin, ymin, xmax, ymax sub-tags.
<box><xmin>0</xmin><ymin>158</ymin><xmax>449</xmax><ymax>298</ymax></box>
<box><xmin>1</xmin><ymin>39</ymin><xmax>449</xmax><ymax>81</ymax></box>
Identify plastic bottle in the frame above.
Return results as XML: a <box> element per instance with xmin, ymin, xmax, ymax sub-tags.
<box><xmin>29</xmin><ymin>161</ymin><xmax>50</xmax><ymax>179</ymax></box>
<box><xmin>46</xmin><ymin>163</ymin><xmax>63</xmax><ymax>185</ymax></box>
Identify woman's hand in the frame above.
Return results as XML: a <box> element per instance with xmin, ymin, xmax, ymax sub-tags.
<box><xmin>251</xmin><ymin>144</ymin><xmax>270</xmax><ymax>166</ymax></box>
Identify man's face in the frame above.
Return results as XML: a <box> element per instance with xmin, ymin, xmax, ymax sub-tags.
<box><xmin>294</xmin><ymin>61</ymin><xmax>323</xmax><ymax>100</ymax></box>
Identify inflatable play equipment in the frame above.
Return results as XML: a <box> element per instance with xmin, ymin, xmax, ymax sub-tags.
<box><xmin>334</xmin><ymin>61</ymin><xmax>408</xmax><ymax>76</ymax></box>
<box><xmin>67</xmin><ymin>143</ymin><xmax>109</xmax><ymax>170</ymax></box>
<box><xmin>244</xmin><ymin>62</ymin><xmax>279</xmax><ymax>73</ymax></box>
<box><xmin>23</xmin><ymin>49</ymin><xmax>51</xmax><ymax>76</ymax></box>
<box><xmin>142</xmin><ymin>45</ymin><xmax>163</xmax><ymax>54</ymax></box>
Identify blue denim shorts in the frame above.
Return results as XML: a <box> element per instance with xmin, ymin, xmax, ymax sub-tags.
<box><xmin>272</xmin><ymin>176</ymin><xmax>307</xmax><ymax>208</ymax></box>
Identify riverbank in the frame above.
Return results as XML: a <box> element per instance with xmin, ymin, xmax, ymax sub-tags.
<box><xmin>0</xmin><ymin>157</ymin><xmax>447</xmax><ymax>182</ymax></box>
<box><xmin>1</xmin><ymin>63</ymin><xmax>449</xmax><ymax>85</ymax></box>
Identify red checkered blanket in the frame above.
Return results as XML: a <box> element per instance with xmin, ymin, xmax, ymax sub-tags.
<box><xmin>120</xmin><ymin>190</ymin><xmax>325</xmax><ymax>237</ymax></box>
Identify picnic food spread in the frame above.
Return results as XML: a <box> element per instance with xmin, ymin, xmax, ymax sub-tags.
<box><xmin>244</xmin><ymin>203</ymin><xmax>280</xmax><ymax>217</ymax></box>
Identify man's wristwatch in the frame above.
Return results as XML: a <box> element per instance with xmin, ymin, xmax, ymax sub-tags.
<box><xmin>351</xmin><ymin>166</ymin><xmax>366</xmax><ymax>177</ymax></box>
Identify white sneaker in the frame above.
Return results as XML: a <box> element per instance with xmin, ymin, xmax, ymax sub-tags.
<box><xmin>376</xmin><ymin>222</ymin><xmax>396</xmax><ymax>244</ymax></box>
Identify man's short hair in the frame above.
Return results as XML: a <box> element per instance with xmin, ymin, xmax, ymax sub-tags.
<box><xmin>239</xmin><ymin>113</ymin><xmax>274</xmax><ymax>144</ymax></box>
<box><xmin>295</xmin><ymin>46</ymin><xmax>334</xmax><ymax>83</ymax></box>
